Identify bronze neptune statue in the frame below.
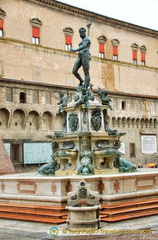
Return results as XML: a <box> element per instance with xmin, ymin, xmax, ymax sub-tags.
<box><xmin>70</xmin><ymin>21</ymin><xmax>92</xmax><ymax>90</ymax></box>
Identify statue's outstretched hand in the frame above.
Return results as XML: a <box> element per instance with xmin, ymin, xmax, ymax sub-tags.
<box><xmin>70</xmin><ymin>49</ymin><xmax>75</xmax><ymax>52</ymax></box>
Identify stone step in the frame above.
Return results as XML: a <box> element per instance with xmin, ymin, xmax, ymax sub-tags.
<box><xmin>62</xmin><ymin>215</ymin><xmax>68</xmax><ymax>219</ymax></box>
<box><xmin>0</xmin><ymin>202</ymin><xmax>67</xmax><ymax>224</ymax></box>
<box><xmin>101</xmin><ymin>209</ymin><xmax>158</xmax><ymax>222</ymax></box>
<box><xmin>0</xmin><ymin>206</ymin><xmax>67</xmax><ymax>217</ymax></box>
<box><xmin>100</xmin><ymin>203</ymin><xmax>158</xmax><ymax>215</ymax></box>
<box><xmin>100</xmin><ymin>198</ymin><xmax>158</xmax><ymax>222</ymax></box>
<box><xmin>0</xmin><ymin>212</ymin><xmax>66</xmax><ymax>224</ymax></box>
<box><xmin>101</xmin><ymin>197</ymin><xmax>158</xmax><ymax>209</ymax></box>
<box><xmin>1</xmin><ymin>198</ymin><xmax>157</xmax><ymax>224</ymax></box>
<box><xmin>0</xmin><ymin>202</ymin><xmax>66</xmax><ymax>211</ymax></box>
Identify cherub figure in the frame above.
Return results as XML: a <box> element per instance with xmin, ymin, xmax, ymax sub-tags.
<box><xmin>74</xmin><ymin>86</ymin><xmax>94</xmax><ymax>109</ymax></box>
<box><xmin>98</xmin><ymin>87</ymin><xmax>113</xmax><ymax>110</ymax></box>
<box><xmin>58</xmin><ymin>90</ymin><xmax>70</xmax><ymax>113</ymax></box>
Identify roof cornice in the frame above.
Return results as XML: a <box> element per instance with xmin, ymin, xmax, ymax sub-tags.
<box><xmin>28</xmin><ymin>0</ymin><xmax>158</xmax><ymax>38</ymax></box>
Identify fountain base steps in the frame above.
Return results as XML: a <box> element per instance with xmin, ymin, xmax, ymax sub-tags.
<box><xmin>100</xmin><ymin>197</ymin><xmax>158</xmax><ymax>222</ymax></box>
<box><xmin>0</xmin><ymin>197</ymin><xmax>158</xmax><ymax>224</ymax></box>
<box><xmin>0</xmin><ymin>202</ymin><xmax>67</xmax><ymax>224</ymax></box>
<box><xmin>0</xmin><ymin>170</ymin><xmax>158</xmax><ymax>224</ymax></box>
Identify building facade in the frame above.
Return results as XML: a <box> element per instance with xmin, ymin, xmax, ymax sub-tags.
<box><xmin>0</xmin><ymin>0</ymin><xmax>158</xmax><ymax>170</ymax></box>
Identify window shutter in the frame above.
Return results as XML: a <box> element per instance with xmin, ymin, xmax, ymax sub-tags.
<box><xmin>132</xmin><ymin>50</ymin><xmax>137</xmax><ymax>60</ymax></box>
<box><xmin>99</xmin><ymin>43</ymin><xmax>104</xmax><ymax>53</ymax></box>
<box><xmin>0</xmin><ymin>18</ymin><xmax>3</xmax><ymax>30</ymax></box>
<box><xmin>32</xmin><ymin>27</ymin><xmax>40</xmax><ymax>38</ymax></box>
<box><xmin>113</xmin><ymin>46</ymin><xmax>118</xmax><ymax>55</ymax></box>
<box><xmin>141</xmin><ymin>52</ymin><xmax>145</xmax><ymax>61</ymax></box>
<box><xmin>65</xmin><ymin>35</ymin><xmax>72</xmax><ymax>45</ymax></box>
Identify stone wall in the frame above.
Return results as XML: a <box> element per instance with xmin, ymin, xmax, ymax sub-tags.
<box><xmin>0</xmin><ymin>0</ymin><xmax>158</xmax><ymax>94</ymax></box>
<box><xmin>0</xmin><ymin>79</ymin><xmax>157</xmax><ymax>167</ymax></box>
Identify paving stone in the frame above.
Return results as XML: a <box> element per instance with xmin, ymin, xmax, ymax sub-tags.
<box><xmin>0</xmin><ymin>217</ymin><xmax>158</xmax><ymax>240</ymax></box>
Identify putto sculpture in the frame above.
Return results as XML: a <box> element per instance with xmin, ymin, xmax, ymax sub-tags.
<box><xmin>74</xmin><ymin>87</ymin><xmax>94</xmax><ymax>109</ymax></box>
<box><xmin>58</xmin><ymin>90</ymin><xmax>70</xmax><ymax>113</ymax></box>
<box><xmin>98</xmin><ymin>87</ymin><xmax>113</xmax><ymax>110</ymax></box>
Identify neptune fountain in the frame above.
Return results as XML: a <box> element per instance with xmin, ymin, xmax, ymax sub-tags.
<box><xmin>38</xmin><ymin>22</ymin><xmax>137</xmax><ymax>176</ymax></box>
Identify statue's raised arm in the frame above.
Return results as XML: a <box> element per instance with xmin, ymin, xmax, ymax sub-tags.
<box><xmin>86</xmin><ymin>19</ymin><xmax>92</xmax><ymax>37</ymax></box>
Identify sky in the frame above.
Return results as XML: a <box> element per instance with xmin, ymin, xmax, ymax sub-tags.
<box><xmin>57</xmin><ymin>0</ymin><xmax>158</xmax><ymax>31</ymax></box>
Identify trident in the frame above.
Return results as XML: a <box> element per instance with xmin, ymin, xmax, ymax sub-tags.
<box><xmin>87</xmin><ymin>19</ymin><xmax>92</xmax><ymax>37</ymax></box>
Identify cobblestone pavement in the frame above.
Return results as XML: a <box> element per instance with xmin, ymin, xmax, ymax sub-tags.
<box><xmin>0</xmin><ymin>216</ymin><xmax>158</xmax><ymax>240</ymax></box>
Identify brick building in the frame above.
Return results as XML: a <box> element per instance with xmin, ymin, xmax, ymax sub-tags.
<box><xmin>0</xmin><ymin>0</ymin><xmax>158</xmax><ymax>171</ymax></box>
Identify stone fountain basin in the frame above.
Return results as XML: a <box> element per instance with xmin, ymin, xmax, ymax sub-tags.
<box><xmin>66</xmin><ymin>205</ymin><xmax>101</xmax><ymax>211</ymax></box>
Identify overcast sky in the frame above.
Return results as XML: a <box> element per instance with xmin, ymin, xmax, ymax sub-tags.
<box><xmin>57</xmin><ymin>0</ymin><xmax>158</xmax><ymax>31</ymax></box>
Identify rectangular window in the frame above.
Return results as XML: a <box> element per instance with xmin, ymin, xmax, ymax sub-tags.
<box><xmin>99</xmin><ymin>43</ymin><xmax>104</xmax><ymax>58</ymax></box>
<box><xmin>32</xmin><ymin>26</ymin><xmax>40</xmax><ymax>44</ymax></box>
<box><xmin>99</xmin><ymin>53</ymin><xmax>104</xmax><ymax>58</ymax></box>
<box><xmin>132</xmin><ymin>50</ymin><xmax>137</xmax><ymax>60</ymax></box>
<box><xmin>113</xmin><ymin>55</ymin><xmax>118</xmax><ymax>60</ymax></box>
<box><xmin>20</xmin><ymin>92</ymin><xmax>26</xmax><ymax>103</ymax></box>
<box><xmin>113</xmin><ymin>46</ymin><xmax>118</xmax><ymax>60</ymax></box>
<box><xmin>65</xmin><ymin>35</ymin><xmax>72</xmax><ymax>50</ymax></box>
<box><xmin>11</xmin><ymin>144</ymin><xmax>22</xmax><ymax>163</ymax></box>
<box><xmin>0</xmin><ymin>18</ymin><xmax>3</xmax><ymax>37</ymax></box>
<box><xmin>99</xmin><ymin>43</ymin><xmax>104</xmax><ymax>53</ymax></box>
<box><xmin>132</xmin><ymin>50</ymin><xmax>137</xmax><ymax>64</ymax></box>
<box><xmin>141</xmin><ymin>52</ymin><xmax>145</xmax><ymax>65</ymax></box>
<box><xmin>133</xmin><ymin>59</ymin><xmax>137</xmax><ymax>64</ymax></box>
<box><xmin>130</xmin><ymin>143</ymin><xmax>136</xmax><ymax>158</ymax></box>
<box><xmin>32</xmin><ymin>37</ymin><xmax>39</xmax><ymax>44</ymax></box>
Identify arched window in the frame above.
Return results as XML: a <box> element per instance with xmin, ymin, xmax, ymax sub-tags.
<box><xmin>30</xmin><ymin>18</ymin><xmax>42</xmax><ymax>45</ymax></box>
<box><xmin>111</xmin><ymin>39</ymin><xmax>120</xmax><ymax>60</ymax></box>
<box><xmin>20</xmin><ymin>92</ymin><xmax>26</xmax><ymax>103</ymax></box>
<box><xmin>121</xmin><ymin>101</ymin><xmax>126</xmax><ymax>110</ymax></box>
<box><xmin>97</xmin><ymin>36</ymin><xmax>106</xmax><ymax>58</ymax></box>
<box><xmin>63</xmin><ymin>27</ymin><xmax>74</xmax><ymax>51</ymax></box>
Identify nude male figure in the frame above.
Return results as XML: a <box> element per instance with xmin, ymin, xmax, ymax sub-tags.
<box><xmin>70</xmin><ymin>27</ymin><xmax>91</xmax><ymax>89</ymax></box>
